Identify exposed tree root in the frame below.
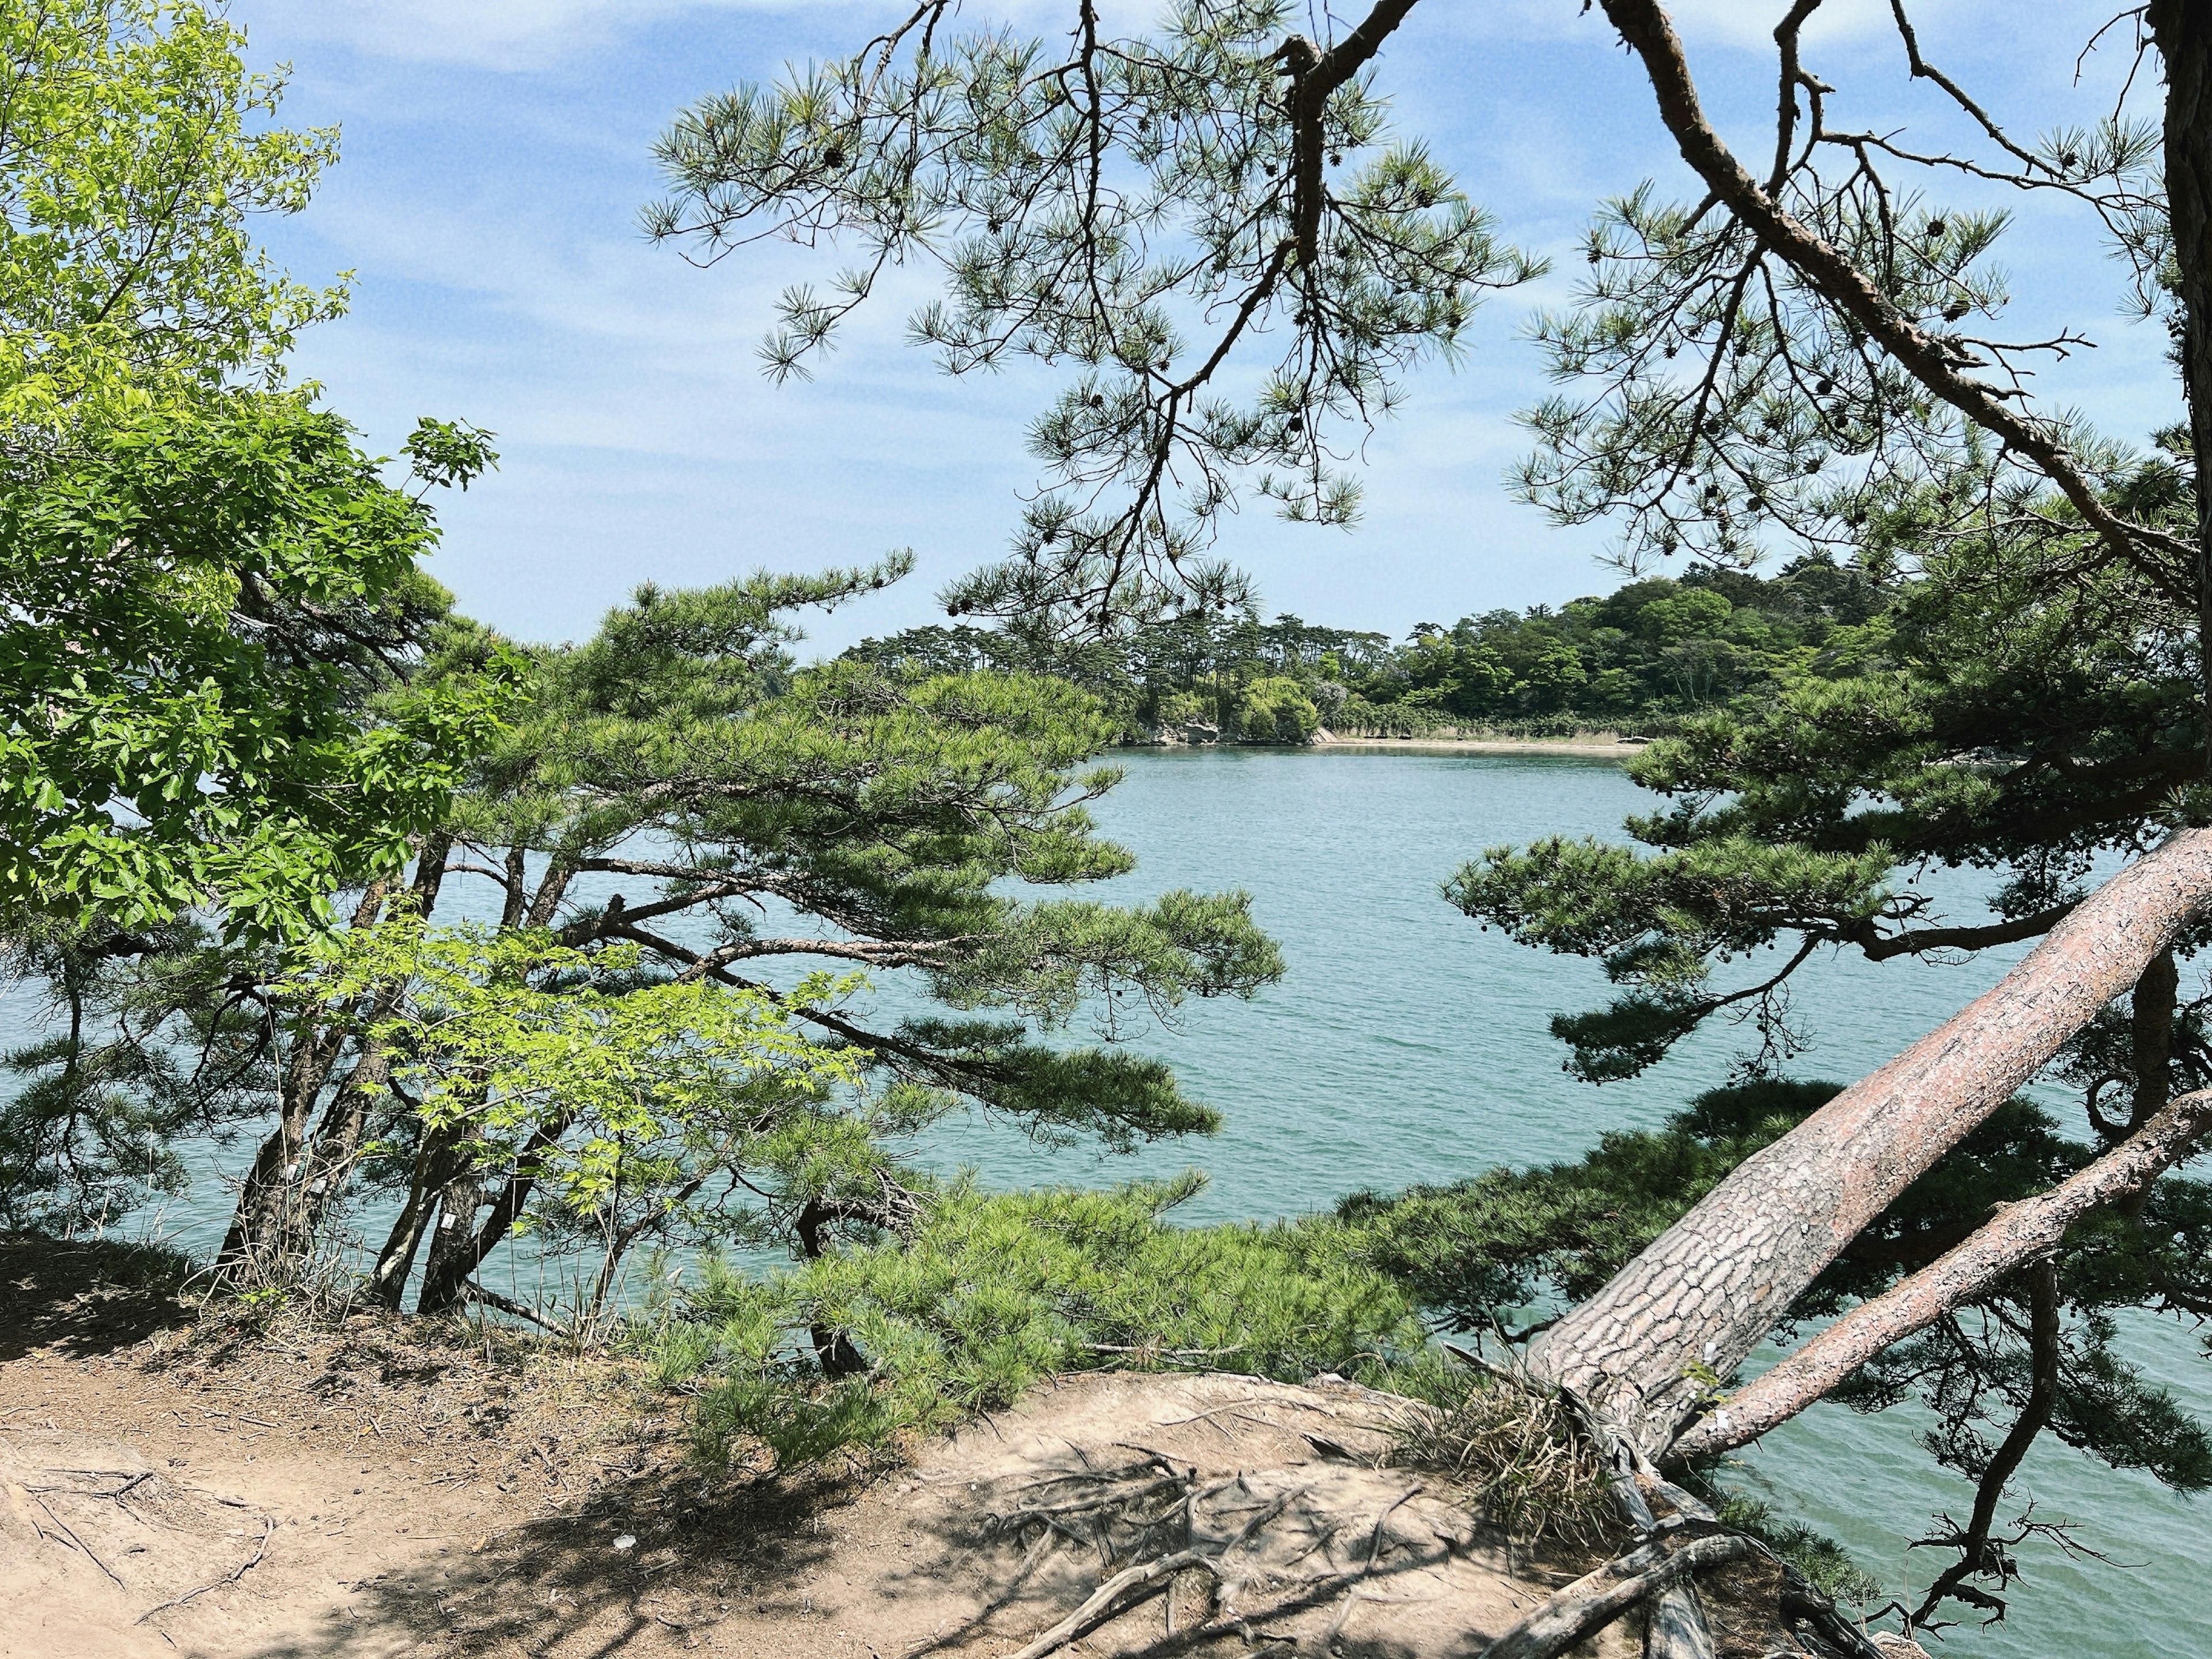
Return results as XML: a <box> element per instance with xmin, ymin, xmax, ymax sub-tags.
<box><xmin>925</xmin><ymin>1373</ymin><xmax>1888</xmax><ymax>1659</ymax></box>
<box><xmin>1545</xmin><ymin>1382</ymin><xmax>1887</xmax><ymax>1659</ymax></box>
<box><xmin>1476</xmin><ymin>1525</ymin><xmax>1753</xmax><ymax>1659</ymax></box>
<box><xmin>134</xmin><ymin>1514</ymin><xmax>274</xmax><ymax>1623</ymax></box>
<box><xmin>1005</xmin><ymin>1483</ymin><xmax>1302</xmax><ymax>1659</ymax></box>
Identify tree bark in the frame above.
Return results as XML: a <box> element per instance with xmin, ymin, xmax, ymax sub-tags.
<box><xmin>1673</xmin><ymin>1087</ymin><xmax>2212</xmax><ymax>1461</ymax></box>
<box><xmin>215</xmin><ymin>879</ymin><xmax>391</xmax><ymax>1278</ymax></box>
<box><xmin>365</xmin><ymin>1123</ymin><xmax>469</xmax><ymax>1308</ymax></box>
<box><xmin>415</xmin><ymin>1165</ymin><xmax>488</xmax><ymax>1315</ymax></box>
<box><xmin>407</xmin><ymin>1118</ymin><xmax>575</xmax><ymax>1317</ymax></box>
<box><xmin>1530</xmin><ymin>828</ymin><xmax>2212</xmax><ymax>1457</ymax></box>
<box><xmin>2150</xmin><ymin>3</ymin><xmax>2212</xmax><ymax>777</ymax></box>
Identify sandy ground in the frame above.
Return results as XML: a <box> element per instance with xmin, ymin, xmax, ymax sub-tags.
<box><xmin>0</xmin><ymin>1243</ymin><xmax>1791</xmax><ymax>1659</ymax></box>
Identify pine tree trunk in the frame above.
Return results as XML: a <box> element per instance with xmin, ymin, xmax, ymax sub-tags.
<box><xmin>2152</xmin><ymin>2</ymin><xmax>2212</xmax><ymax>778</ymax></box>
<box><xmin>415</xmin><ymin>1167</ymin><xmax>487</xmax><ymax>1315</ymax></box>
<box><xmin>1672</xmin><ymin>1086</ymin><xmax>2212</xmax><ymax>1461</ymax></box>
<box><xmin>408</xmin><ymin>1120</ymin><xmax>571</xmax><ymax>1316</ymax></box>
<box><xmin>1529</xmin><ymin>828</ymin><xmax>2212</xmax><ymax>1457</ymax></box>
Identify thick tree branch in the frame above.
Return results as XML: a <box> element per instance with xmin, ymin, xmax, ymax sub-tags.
<box><xmin>1282</xmin><ymin>3</ymin><xmax>1419</xmax><ymax>269</ymax></box>
<box><xmin>1851</xmin><ymin>902</ymin><xmax>2075</xmax><ymax>961</ymax></box>
<box><xmin>1675</xmin><ymin>1086</ymin><xmax>2212</xmax><ymax>1461</ymax></box>
<box><xmin>1599</xmin><ymin>0</ymin><xmax>2194</xmax><ymax>601</ymax></box>
<box><xmin>1535</xmin><ymin>826</ymin><xmax>2212</xmax><ymax>1456</ymax></box>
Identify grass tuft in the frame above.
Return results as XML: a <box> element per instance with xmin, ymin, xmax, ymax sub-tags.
<box><xmin>1376</xmin><ymin>1360</ymin><xmax>1612</xmax><ymax>1546</ymax></box>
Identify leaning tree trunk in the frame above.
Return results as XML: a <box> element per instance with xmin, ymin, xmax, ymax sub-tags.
<box><xmin>1527</xmin><ymin>827</ymin><xmax>2212</xmax><ymax>1457</ymax></box>
<box><xmin>2152</xmin><ymin>2</ymin><xmax>2212</xmax><ymax>781</ymax></box>
<box><xmin>1672</xmin><ymin>1085</ymin><xmax>2212</xmax><ymax>1461</ymax></box>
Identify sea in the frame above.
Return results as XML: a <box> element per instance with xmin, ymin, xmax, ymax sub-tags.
<box><xmin>15</xmin><ymin>747</ymin><xmax>2206</xmax><ymax>1656</ymax></box>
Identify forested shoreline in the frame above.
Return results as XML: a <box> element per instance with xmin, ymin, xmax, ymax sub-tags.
<box><xmin>843</xmin><ymin>556</ymin><xmax>1890</xmax><ymax>745</ymax></box>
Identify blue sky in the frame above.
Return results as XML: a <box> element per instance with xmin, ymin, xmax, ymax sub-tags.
<box><xmin>229</xmin><ymin>1</ymin><xmax>2176</xmax><ymax>653</ymax></box>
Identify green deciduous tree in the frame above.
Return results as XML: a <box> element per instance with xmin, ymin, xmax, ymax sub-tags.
<box><xmin>0</xmin><ymin>0</ymin><xmax>510</xmax><ymax>938</ymax></box>
<box><xmin>2</xmin><ymin>395</ymin><xmax>512</xmax><ymax>938</ymax></box>
<box><xmin>282</xmin><ymin>920</ymin><xmax>867</xmax><ymax>1323</ymax></box>
<box><xmin>0</xmin><ymin>0</ymin><xmax>342</xmax><ymax>420</ymax></box>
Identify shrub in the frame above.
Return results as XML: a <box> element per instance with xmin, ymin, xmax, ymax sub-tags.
<box><xmin>1234</xmin><ymin>676</ymin><xmax>1320</xmax><ymax>744</ymax></box>
<box><xmin>668</xmin><ymin>1175</ymin><xmax>1422</xmax><ymax>1475</ymax></box>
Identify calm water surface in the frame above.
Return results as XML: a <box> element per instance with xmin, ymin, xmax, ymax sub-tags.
<box><xmin>948</xmin><ymin>749</ymin><xmax>2211</xmax><ymax>1659</ymax></box>
<box><xmin>32</xmin><ymin>748</ymin><xmax>2210</xmax><ymax>1657</ymax></box>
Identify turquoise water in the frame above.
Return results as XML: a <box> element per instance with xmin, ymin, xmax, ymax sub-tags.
<box><xmin>24</xmin><ymin>748</ymin><xmax>2209</xmax><ymax>1654</ymax></box>
<box><xmin>932</xmin><ymin>749</ymin><xmax>2211</xmax><ymax>1659</ymax></box>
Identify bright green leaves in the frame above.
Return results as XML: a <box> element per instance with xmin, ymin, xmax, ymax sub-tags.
<box><xmin>0</xmin><ymin>0</ymin><xmax>345</xmax><ymax>421</ymax></box>
<box><xmin>286</xmin><ymin>919</ymin><xmax>866</xmax><ymax>1244</ymax></box>
<box><xmin>647</xmin><ymin>2</ymin><xmax>1539</xmax><ymax>631</ymax></box>
<box><xmin>0</xmin><ymin>393</ymin><xmax>519</xmax><ymax>938</ymax></box>
<box><xmin>0</xmin><ymin>3</ymin><xmax>506</xmax><ymax>941</ymax></box>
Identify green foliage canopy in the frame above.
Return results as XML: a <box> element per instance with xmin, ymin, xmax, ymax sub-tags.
<box><xmin>2</xmin><ymin>396</ymin><xmax>512</xmax><ymax>937</ymax></box>
<box><xmin>0</xmin><ymin>0</ymin><xmax>343</xmax><ymax>419</ymax></box>
<box><xmin>1455</xmin><ymin>457</ymin><xmax>2205</xmax><ymax>1083</ymax></box>
<box><xmin>648</xmin><ymin>1</ymin><xmax>1540</xmax><ymax>630</ymax></box>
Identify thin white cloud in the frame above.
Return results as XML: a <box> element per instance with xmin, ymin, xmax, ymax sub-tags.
<box><xmin>248</xmin><ymin>0</ymin><xmax>1128</xmax><ymax>72</ymax></box>
<box><xmin>243</xmin><ymin>0</ymin><xmax>2176</xmax><ymax>654</ymax></box>
<box><xmin>248</xmin><ymin>0</ymin><xmax>803</xmax><ymax>72</ymax></box>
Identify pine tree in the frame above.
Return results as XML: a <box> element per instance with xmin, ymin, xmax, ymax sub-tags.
<box><xmin>646</xmin><ymin>3</ymin><xmax>2212</xmax><ymax>1637</ymax></box>
<box><xmin>206</xmin><ymin>563</ymin><xmax>1281</xmax><ymax>1317</ymax></box>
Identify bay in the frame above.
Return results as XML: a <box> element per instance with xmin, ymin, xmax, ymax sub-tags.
<box><xmin>929</xmin><ymin>748</ymin><xmax>2208</xmax><ymax>1659</ymax></box>
<box><xmin>14</xmin><ymin>747</ymin><xmax>2206</xmax><ymax>1655</ymax></box>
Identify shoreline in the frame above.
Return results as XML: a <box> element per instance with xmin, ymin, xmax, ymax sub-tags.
<box><xmin>1311</xmin><ymin>733</ymin><xmax>1644</xmax><ymax>759</ymax></box>
<box><xmin>1129</xmin><ymin>733</ymin><xmax>1646</xmax><ymax>760</ymax></box>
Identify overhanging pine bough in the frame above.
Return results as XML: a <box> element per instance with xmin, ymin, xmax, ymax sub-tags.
<box><xmin>646</xmin><ymin>0</ymin><xmax>1539</xmax><ymax>634</ymax></box>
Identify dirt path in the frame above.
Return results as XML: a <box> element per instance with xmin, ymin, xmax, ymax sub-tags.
<box><xmin>0</xmin><ymin>1242</ymin><xmax>1793</xmax><ymax>1658</ymax></box>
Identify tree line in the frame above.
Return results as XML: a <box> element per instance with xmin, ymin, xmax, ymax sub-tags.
<box><xmin>843</xmin><ymin>555</ymin><xmax>1889</xmax><ymax>744</ymax></box>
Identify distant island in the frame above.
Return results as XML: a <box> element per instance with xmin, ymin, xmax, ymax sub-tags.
<box><xmin>843</xmin><ymin>555</ymin><xmax>1885</xmax><ymax>746</ymax></box>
